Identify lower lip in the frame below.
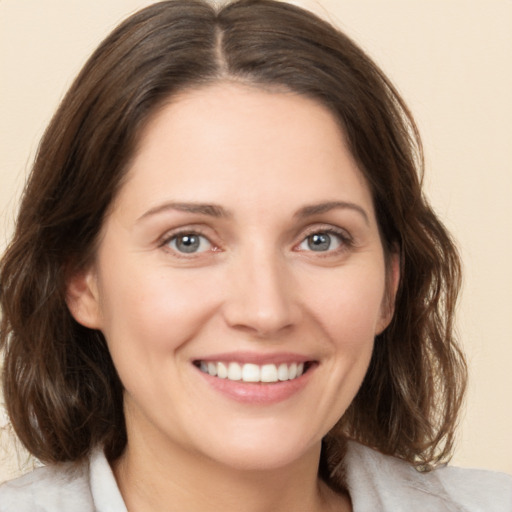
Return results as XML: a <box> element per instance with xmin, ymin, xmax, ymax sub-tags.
<box><xmin>195</xmin><ymin>365</ymin><xmax>315</xmax><ymax>404</ymax></box>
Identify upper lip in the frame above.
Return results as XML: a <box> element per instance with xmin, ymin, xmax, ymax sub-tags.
<box><xmin>193</xmin><ymin>351</ymin><xmax>316</xmax><ymax>365</ymax></box>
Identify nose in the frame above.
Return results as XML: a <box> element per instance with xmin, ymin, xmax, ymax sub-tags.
<box><xmin>221</xmin><ymin>248</ymin><xmax>301</xmax><ymax>337</ymax></box>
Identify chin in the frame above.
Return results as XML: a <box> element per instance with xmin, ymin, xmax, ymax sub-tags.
<box><xmin>187</xmin><ymin>419</ymin><xmax>327</xmax><ymax>473</ymax></box>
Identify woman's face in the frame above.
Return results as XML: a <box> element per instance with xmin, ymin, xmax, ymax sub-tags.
<box><xmin>69</xmin><ymin>83</ymin><xmax>398</xmax><ymax>471</ymax></box>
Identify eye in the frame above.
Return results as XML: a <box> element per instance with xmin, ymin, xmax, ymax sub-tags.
<box><xmin>298</xmin><ymin>231</ymin><xmax>344</xmax><ymax>252</ymax></box>
<box><xmin>166</xmin><ymin>233</ymin><xmax>212</xmax><ymax>254</ymax></box>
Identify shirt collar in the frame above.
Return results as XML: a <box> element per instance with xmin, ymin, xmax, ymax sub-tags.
<box><xmin>89</xmin><ymin>448</ymin><xmax>128</xmax><ymax>512</ymax></box>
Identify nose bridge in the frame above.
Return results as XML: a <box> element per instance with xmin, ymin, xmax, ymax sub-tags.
<box><xmin>222</xmin><ymin>241</ymin><xmax>299</xmax><ymax>336</ymax></box>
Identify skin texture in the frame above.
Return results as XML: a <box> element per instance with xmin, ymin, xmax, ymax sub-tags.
<box><xmin>67</xmin><ymin>83</ymin><xmax>399</xmax><ymax>512</ymax></box>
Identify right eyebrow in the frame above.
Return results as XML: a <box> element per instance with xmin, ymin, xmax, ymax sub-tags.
<box><xmin>137</xmin><ymin>202</ymin><xmax>231</xmax><ymax>223</ymax></box>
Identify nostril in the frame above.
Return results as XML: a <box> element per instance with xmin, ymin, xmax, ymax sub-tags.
<box><xmin>220</xmin><ymin>264</ymin><xmax>301</xmax><ymax>335</ymax></box>
<box><xmin>223</xmin><ymin>303</ymin><xmax>300</xmax><ymax>337</ymax></box>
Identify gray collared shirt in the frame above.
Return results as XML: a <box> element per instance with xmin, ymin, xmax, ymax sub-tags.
<box><xmin>1</xmin><ymin>441</ymin><xmax>511</xmax><ymax>511</ymax></box>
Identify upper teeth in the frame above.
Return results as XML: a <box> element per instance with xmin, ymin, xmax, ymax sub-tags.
<box><xmin>199</xmin><ymin>361</ymin><xmax>305</xmax><ymax>383</ymax></box>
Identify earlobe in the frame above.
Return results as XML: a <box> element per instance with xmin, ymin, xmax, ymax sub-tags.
<box><xmin>65</xmin><ymin>266</ymin><xmax>102</xmax><ymax>329</ymax></box>
<box><xmin>376</xmin><ymin>251</ymin><xmax>401</xmax><ymax>335</ymax></box>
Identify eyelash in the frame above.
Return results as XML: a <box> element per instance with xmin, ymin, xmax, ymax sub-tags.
<box><xmin>159</xmin><ymin>225</ymin><xmax>353</xmax><ymax>257</ymax></box>
<box><xmin>295</xmin><ymin>226</ymin><xmax>353</xmax><ymax>255</ymax></box>
<box><xmin>159</xmin><ymin>228</ymin><xmax>217</xmax><ymax>257</ymax></box>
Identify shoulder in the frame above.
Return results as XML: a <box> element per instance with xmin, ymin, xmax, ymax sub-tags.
<box><xmin>344</xmin><ymin>441</ymin><xmax>512</xmax><ymax>512</ymax></box>
<box><xmin>0</xmin><ymin>460</ymin><xmax>94</xmax><ymax>512</ymax></box>
<box><xmin>436</xmin><ymin>464</ymin><xmax>512</xmax><ymax>511</ymax></box>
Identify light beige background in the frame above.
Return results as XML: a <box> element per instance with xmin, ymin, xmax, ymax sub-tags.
<box><xmin>1</xmin><ymin>0</ymin><xmax>511</xmax><ymax>482</ymax></box>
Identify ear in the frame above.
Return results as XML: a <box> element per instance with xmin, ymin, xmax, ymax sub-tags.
<box><xmin>65</xmin><ymin>265</ymin><xmax>103</xmax><ymax>329</ymax></box>
<box><xmin>376</xmin><ymin>250</ymin><xmax>400</xmax><ymax>335</ymax></box>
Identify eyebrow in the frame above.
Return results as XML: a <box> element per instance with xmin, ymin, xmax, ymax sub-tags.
<box><xmin>294</xmin><ymin>201</ymin><xmax>370</xmax><ymax>225</ymax></box>
<box><xmin>137</xmin><ymin>200</ymin><xmax>369</xmax><ymax>225</ymax></box>
<box><xmin>137</xmin><ymin>202</ymin><xmax>231</xmax><ymax>222</ymax></box>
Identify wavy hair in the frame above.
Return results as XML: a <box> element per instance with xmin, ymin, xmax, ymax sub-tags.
<box><xmin>0</xmin><ymin>0</ymin><xmax>465</xmax><ymax>478</ymax></box>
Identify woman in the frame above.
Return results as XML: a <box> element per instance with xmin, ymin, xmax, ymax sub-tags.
<box><xmin>0</xmin><ymin>0</ymin><xmax>510</xmax><ymax>510</ymax></box>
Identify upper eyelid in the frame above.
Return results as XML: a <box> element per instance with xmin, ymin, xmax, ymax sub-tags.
<box><xmin>298</xmin><ymin>224</ymin><xmax>353</xmax><ymax>241</ymax></box>
<box><xmin>159</xmin><ymin>225</ymin><xmax>214</xmax><ymax>244</ymax></box>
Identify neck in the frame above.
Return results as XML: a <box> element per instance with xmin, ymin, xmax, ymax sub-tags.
<box><xmin>112</xmin><ymin>430</ymin><xmax>350</xmax><ymax>512</ymax></box>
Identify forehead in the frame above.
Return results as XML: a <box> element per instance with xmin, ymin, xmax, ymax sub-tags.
<box><xmin>113</xmin><ymin>82</ymin><xmax>374</xmax><ymax>221</ymax></box>
<box><xmin>137</xmin><ymin>82</ymin><xmax>344</xmax><ymax>152</ymax></box>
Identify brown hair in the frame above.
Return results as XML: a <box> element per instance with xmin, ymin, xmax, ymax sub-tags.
<box><xmin>0</xmin><ymin>0</ymin><xmax>465</xmax><ymax>476</ymax></box>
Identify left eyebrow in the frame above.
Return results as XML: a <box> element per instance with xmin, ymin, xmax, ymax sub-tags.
<box><xmin>294</xmin><ymin>201</ymin><xmax>370</xmax><ymax>226</ymax></box>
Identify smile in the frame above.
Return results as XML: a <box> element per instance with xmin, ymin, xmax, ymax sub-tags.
<box><xmin>196</xmin><ymin>361</ymin><xmax>308</xmax><ymax>383</ymax></box>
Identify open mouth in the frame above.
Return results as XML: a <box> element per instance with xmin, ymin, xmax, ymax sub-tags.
<box><xmin>194</xmin><ymin>360</ymin><xmax>315</xmax><ymax>383</ymax></box>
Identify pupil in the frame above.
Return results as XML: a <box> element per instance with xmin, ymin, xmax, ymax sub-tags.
<box><xmin>308</xmin><ymin>233</ymin><xmax>330</xmax><ymax>251</ymax></box>
<box><xmin>177</xmin><ymin>235</ymin><xmax>200</xmax><ymax>253</ymax></box>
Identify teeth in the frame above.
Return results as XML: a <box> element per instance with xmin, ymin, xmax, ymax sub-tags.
<box><xmin>217</xmin><ymin>362</ymin><xmax>228</xmax><ymax>379</ymax></box>
<box><xmin>242</xmin><ymin>363</ymin><xmax>260</xmax><ymax>382</ymax></box>
<box><xmin>207</xmin><ymin>362</ymin><xmax>217</xmax><ymax>377</ymax></box>
<box><xmin>277</xmin><ymin>363</ymin><xmax>289</xmax><ymax>381</ymax></box>
<box><xmin>227</xmin><ymin>362</ymin><xmax>242</xmax><ymax>381</ymax></box>
<box><xmin>198</xmin><ymin>361</ymin><xmax>307</xmax><ymax>383</ymax></box>
<box><xmin>261</xmin><ymin>364</ymin><xmax>278</xmax><ymax>383</ymax></box>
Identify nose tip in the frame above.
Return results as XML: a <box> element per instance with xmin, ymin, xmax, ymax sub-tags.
<box><xmin>232</xmin><ymin>302</ymin><xmax>294</xmax><ymax>337</ymax></box>
<box><xmin>221</xmin><ymin>258</ymin><xmax>300</xmax><ymax>337</ymax></box>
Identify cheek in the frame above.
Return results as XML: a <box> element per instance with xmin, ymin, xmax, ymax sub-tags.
<box><xmin>306</xmin><ymin>262</ymin><xmax>387</xmax><ymax>343</ymax></box>
<box><xmin>295</xmin><ymin>264</ymin><xmax>385</xmax><ymax>429</ymax></box>
<box><xmin>97</xmin><ymin>260</ymin><xmax>220</xmax><ymax>356</ymax></box>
